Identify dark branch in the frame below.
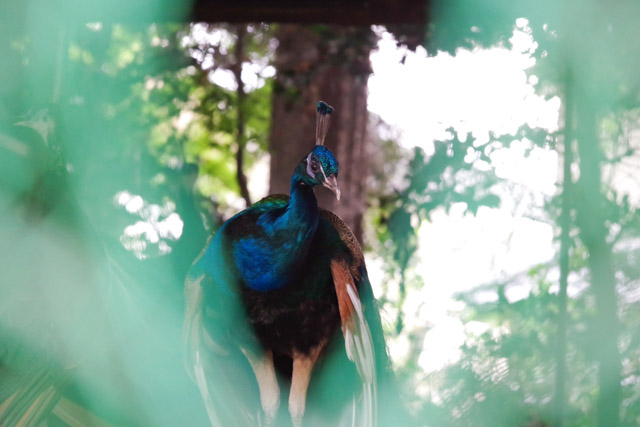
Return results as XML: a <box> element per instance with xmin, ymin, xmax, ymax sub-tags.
<box><xmin>232</xmin><ymin>25</ymin><xmax>252</xmax><ymax>207</ymax></box>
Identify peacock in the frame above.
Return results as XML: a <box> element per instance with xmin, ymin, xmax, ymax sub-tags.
<box><xmin>183</xmin><ymin>102</ymin><xmax>398</xmax><ymax>427</ymax></box>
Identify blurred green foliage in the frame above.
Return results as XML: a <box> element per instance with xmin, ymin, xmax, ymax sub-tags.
<box><xmin>366</xmin><ymin>1</ymin><xmax>640</xmax><ymax>426</ymax></box>
<box><xmin>0</xmin><ymin>12</ymin><xmax>274</xmax><ymax>425</ymax></box>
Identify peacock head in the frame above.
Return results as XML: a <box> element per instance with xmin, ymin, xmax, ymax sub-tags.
<box><xmin>296</xmin><ymin>145</ymin><xmax>340</xmax><ymax>200</ymax></box>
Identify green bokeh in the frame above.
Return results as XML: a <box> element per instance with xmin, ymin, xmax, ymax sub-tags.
<box><xmin>2</xmin><ymin>1</ymin><xmax>640</xmax><ymax>426</ymax></box>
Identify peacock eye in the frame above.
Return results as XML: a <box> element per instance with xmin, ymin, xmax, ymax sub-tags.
<box><xmin>310</xmin><ymin>162</ymin><xmax>320</xmax><ymax>173</ymax></box>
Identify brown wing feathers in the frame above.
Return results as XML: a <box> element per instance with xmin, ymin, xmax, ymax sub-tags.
<box><xmin>330</xmin><ymin>259</ymin><xmax>357</xmax><ymax>334</ymax></box>
<box><xmin>324</xmin><ymin>210</ymin><xmax>378</xmax><ymax>427</ymax></box>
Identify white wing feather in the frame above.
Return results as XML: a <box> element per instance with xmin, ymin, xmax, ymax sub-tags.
<box><xmin>344</xmin><ymin>283</ymin><xmax>377</xmax><ymax>427</ymax></box>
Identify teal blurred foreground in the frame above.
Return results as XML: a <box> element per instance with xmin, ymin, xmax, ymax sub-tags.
<box><xmin>2</xmin><ymin>1</ymin><xmax>640</xmax><ymax>426</ymax></box>
<box><xmin>0</xmin><ymin>2</ymin><xmax>212</xmax><ymax>425</ymax></box>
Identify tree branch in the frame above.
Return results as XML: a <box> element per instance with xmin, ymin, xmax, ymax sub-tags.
<box><xmin>232</xmin><ymin>25</ymin><xmax>251</xmax><ymax>207</ymax></box>
<box><xmin>553</xmin><ymin>72</ymin><xmax>574</xmax><ymax>427</ymax></box>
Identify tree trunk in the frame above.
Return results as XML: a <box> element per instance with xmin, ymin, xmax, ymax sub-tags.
<box><xmin>574</xmin><ymin>83</ymin><xmax>621</xmax><ymax>427</ymax></box>
<box><xmin>268</xmin><ymin>25</ymin><xmax>375</xmax><ymax>243</ymax></box>
<box><xmin>553</xmin><ymin>74</ymin><xmax>575</xmax><ymax>427</ymax></box>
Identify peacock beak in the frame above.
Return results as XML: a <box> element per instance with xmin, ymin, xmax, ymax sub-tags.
<box><xmin>322</xmin><ymin>175</ymin><xmax>341</xmax><ymax>201</ymax></box>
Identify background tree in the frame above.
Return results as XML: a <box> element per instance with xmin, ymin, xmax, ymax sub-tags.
<box><xmin>269</xmin><ymin>25</ymin><xmax>376</xmax><ymax>242</ymax></box>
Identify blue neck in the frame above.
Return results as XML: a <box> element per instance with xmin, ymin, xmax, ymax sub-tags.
<box><xmin>240</xmin><ymin>172</ymin><xmax>319</xmax><ymax>291</ymax></box>
<box><xmin>287</xmin><ymin>172</ymin><xmax>318</xmax><ymax>227</ymax></box>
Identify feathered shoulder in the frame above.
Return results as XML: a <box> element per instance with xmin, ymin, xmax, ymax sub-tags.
<box><xmin>318</xmin><ymin>208</ymin><xmax>364</xmax><ymax>266</ymax></box>
<box><xmin>249</xmin><ymin>194</ymin><xmax>289</xmax><ymax>212</ymax></box>
<box><xmin>248</xmin><ymin>194</ymin><xmax>363</xmax><ymax>268</ymax></box>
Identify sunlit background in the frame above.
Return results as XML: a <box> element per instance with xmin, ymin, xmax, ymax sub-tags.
<box><xmin>2</xmin><ymin>1</ymin><xmax>640</xmax><ymax>426</ymax></box>
<box><xmin>367</xmin><ymin>22</ymin><xmax>560</xmax><ymax>372</ymax></box>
